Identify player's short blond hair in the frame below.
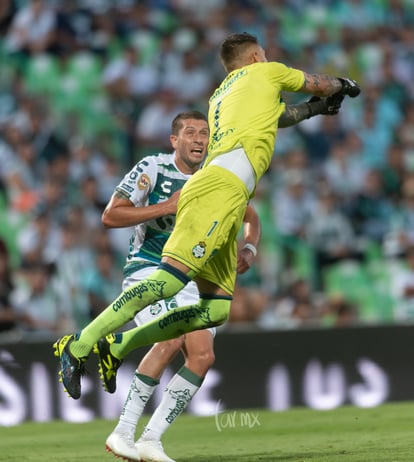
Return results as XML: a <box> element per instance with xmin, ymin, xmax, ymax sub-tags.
<box><xmin>220</xmin><ymin>32</ymin><xmax>259</xmax><ymax>73</ymax></box>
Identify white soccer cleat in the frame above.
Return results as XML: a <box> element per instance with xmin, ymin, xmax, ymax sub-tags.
<box><xmin>106</xmin><ymin>432</ymin><xmax>139</xmax><ymax>461</ymax></box>
<box><xmin>135</xmin><ymin>439</ymin><xmax>176</xmax><ymax>462</ymax></box>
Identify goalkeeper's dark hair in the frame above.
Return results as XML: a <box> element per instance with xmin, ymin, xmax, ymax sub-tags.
<box><xmin>220</xmin><ymin>32</ymin><xmax>258</xmax><ymax>72</ymax></box>
<box><xmin>171</xmin><ymin>110</ymin><xmax>207</xmax><ymax>135</ymax></box>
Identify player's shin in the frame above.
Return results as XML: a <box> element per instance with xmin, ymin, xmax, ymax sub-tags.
<box><xmin>70</xmin><ymin>265</ymin><xmax>190</xmax><ymax>358</ymax></box>
<box><xmin>139</xmin><ymin>366</ymin><xmax>204</xmax><ymax>443</ymax></box>
<box><xmin>113</xmin><ymin>372</ymin><xmax>159</xmax><ymax>436</ymax></box>
<box><xmin>112</xmin><ymin>296</ymin><xmax>232</xmax><ymax>358</ymax></box>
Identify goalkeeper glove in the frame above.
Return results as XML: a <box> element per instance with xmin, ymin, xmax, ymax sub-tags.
<box><xmin>306</xmin><ymin>93</ymin><xmax>344</xmax><ymax>118</ymax></box>
<box><xmin>337</xmin><ymin>77</ymin><xmax>361</xmax><ymax>97</ymax></box>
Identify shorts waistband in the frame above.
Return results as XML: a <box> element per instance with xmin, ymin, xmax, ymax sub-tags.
<box><xmin>208</xmin><ymin>148</ymin><xmax>256</xmax><ymax>194</ymax></box>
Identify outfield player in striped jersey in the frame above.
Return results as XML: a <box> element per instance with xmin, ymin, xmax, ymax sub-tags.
<box><xmin>54</xmin><ymin>32</ymin><xmax>359</xmax><ymax>413</ymax></box>
<box><xmin>99</xmin><ymin>111</ymin><xmax>260</xmax><ymax>462</ymax></box>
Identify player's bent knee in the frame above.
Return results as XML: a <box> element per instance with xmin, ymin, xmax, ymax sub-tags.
<box><xmin>203</xmin><ymin>297</ymin><xmax>231</xmax><ymax>327</ymax></box>
<box><xmin>153</xmin><ymin>337</ymin><xmax>185</xmax><ymax>358</ymax></box>
<box><xmin>186</xmin><ymin>350</ymin><xmax>215</xmax><ymax>375</ymax></box>
<box><xmin>186</xmin><ymin>343</ymin><xmax>215</xmax><ymax>366</ymax></box>
<box><xmin>199</xmin><ymin>349</ymin><xmax>215</xmax><ymax>369</ymax></box>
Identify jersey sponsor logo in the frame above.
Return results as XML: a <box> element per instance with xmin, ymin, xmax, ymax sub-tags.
<box><xmin>210</xmin><ymin>68</ymin><xmax>247</xmax><ymax>101</ymax></box>
<box><xmin>211</xmin><ymin>127</ymin><xmax>235</xmax><ymax>144</ymax></box>
<box><xmin>120</xmin><ymin>183</ymin><xmax>134</xmax><ymax>193</ymax></box>
<box><xmin>192</xmin><ymin>241</ymin><xmax>206</xmax><ymax>258</ymax></box>
<box><xmin>138</xmin><ymin>173</ymin><xmax>151</xmax><ymax>190</ymax></box>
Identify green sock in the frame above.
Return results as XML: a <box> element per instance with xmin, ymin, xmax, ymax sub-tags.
<box><xmin>140</xmin><ymin>366</ymin><xmax>203</xmax><ymax>442</ymax></box>
<box><xmin>111</xmin><ymin>296</ymin><xmax>232</xmax><ymax>359</ymax></box>
<box><xmin>70</xmin><ymin>265</ymin><xmax>189</xmax><ymax>358</ymax></box>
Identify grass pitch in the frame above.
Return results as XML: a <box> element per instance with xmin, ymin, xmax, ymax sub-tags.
<box><xmin>2</xmin><ymin>402</ymin><xmax>414</xmax><ymax>461</ymax></box>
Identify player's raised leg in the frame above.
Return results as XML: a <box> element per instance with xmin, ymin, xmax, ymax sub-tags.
<box><xmin>53</xmin><ymin>262</ymin><xmax>191</xmax><ymax>399</ymax></box>
<box><xmin>91</xmin><ymin>295</ymin><xmax>229</xmax><ymax>393</ymax></box>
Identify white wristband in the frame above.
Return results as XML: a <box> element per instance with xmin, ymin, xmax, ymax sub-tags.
<box><xmin>243</xmin><ymin>243</ymin><xmax>257</xmax><ymax>257</ymax></box>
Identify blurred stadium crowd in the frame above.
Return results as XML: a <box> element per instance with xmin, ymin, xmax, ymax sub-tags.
<box><xmin>1</xmin><ymin>0</ymin><xmax>414</xmax><ymax>341</ymax></box>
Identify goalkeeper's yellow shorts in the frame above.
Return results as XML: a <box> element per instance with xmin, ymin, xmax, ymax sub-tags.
<box><xmin>162</xmin><ymin>165</ymin><xmax>249</xmax><ymax>295</ymax></box>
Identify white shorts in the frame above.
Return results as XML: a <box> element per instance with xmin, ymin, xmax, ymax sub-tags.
<box><xmin>123</xmin><ymin>264</ymin><xmax>216</xmax><ymax>336</ymax></box>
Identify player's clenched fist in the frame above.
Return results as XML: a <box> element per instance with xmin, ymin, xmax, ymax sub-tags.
<box><xmin>338</xmin><ymin>77</ymin><xmax>361</xmax><ymax>98</ymax></box>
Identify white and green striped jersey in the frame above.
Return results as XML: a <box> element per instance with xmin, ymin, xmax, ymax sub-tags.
<box><xmin>115</xmin><ymin>152</ymin><xmax>192</xmax><ymax>276</ymax></box>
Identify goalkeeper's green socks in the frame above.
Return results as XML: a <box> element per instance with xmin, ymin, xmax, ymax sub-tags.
<box><xmin>110</xmin><ymin>296</ymin><xmax>231</xmax><ymax>359</ymax></box>
<box><xmin>69</xmin><ymin>263</ymin><xmax>190</xmax><ymax>358</ymax></box>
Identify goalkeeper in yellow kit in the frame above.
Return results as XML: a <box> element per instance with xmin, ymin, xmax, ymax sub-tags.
<box><xmin>54</xmin><ymin>32</ymin><xmax>360</xmax><ymax>401</ymax></box>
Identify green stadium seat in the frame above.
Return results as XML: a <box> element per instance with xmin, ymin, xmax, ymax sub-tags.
<box><xmin>0</xmin><ymin>195</ymin><xmax>26</xmax><ymax>268</ymax></box>
<box><xmin>81</xmin><ymin>94</ymin><xmax>116</xmax><ymax>134</ymax></box>
<box><xmin>65</xmin><ymin>51</ymin><xmax>103</xmax><ymax>93</ymax></box>
<box><xmin>366</xmin><ymin>259</ymin><xmax>398</xmax><ymax>322</ymax></box>
<box><xmin>51</xmin><ymin>52</ymin><xmax>108</xmax><ymax>127</ymax></box>
<box><xmin>323</xmin><ymin>261</ymin><xmax>389</xmax><ymax>323</ymax></box>
<box><xmin>23</xmin><ymin>54</ymin><xmax>61</xmax><ymax>96</ymax></box>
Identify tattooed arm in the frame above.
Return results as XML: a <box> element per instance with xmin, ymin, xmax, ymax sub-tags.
<box><xmin>278</xmin><ymin>72</ymin><xmax>358</xmax><ymax>128</ymax></box>
<box><xmin>302</xmin><ymin>72</ymin><xmax>343</xmax><ymax>97</ymax></box>
<box><xmin>302</xmin><ymin>72</ymin><xmax>361</xmax><ymax>98</ymax></box>
<box><xmin>278</xmin><ymin>72</ymin><xmax>361</xmax><ymax>127</ymax></box>
<box><xmin>278</xmin><ymin>93</ymin><xmax>344</xmax><ymax>128</ymax></box>
<box><xmin>278</xmin><ymin>103</ymin><xmax>311</xmax><ymax>128</ymax></box>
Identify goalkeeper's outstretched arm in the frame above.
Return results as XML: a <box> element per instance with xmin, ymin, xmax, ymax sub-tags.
<box><xmin>278</xmin><ymin>73</ymin><xmax>361</xmax><ymax>128</ymax></box>
<box><xmin>278</xmin><ymin>93</ymin><xmax>345</xmax><ymax>128</ymax></box>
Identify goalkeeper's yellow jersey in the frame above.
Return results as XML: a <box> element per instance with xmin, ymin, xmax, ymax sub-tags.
<box><xmin>205</xmin><ymin>61</ymin><xmax>305</xmax><ymax>184</ymax></box>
